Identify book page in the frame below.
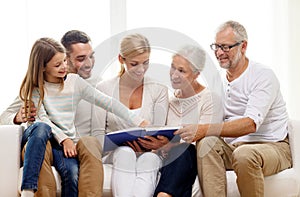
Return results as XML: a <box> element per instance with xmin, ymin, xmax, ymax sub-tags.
<box><xmin>144</xmin><ymin>126</ymin><xmax>181</xmax><ymax>132</ymax></box>
<box><xmin>106</xmin><ymin>127</ymin><xmax>143</xmax><ymax>135</ymax></box>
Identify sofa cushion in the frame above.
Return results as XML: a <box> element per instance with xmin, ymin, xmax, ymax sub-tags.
<box><xmin>0</xmin><ymin>125</ymin><xmax>22</xmax><ymax>197</ymax></box>
<box><xmin>16</xmin><ymin>120</ymin><xmax>300</xmax><ymax>196</ymax></box>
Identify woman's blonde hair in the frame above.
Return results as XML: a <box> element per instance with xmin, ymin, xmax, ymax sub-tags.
<box><xmin>19</xmin><ymin>37</ymin><xmax>65</xmax><ymax>117</ymax></box>
<box><xmin>118</xmin><ymin>33</ymin><xmax>151</xmax><ymax>76</ymax></box>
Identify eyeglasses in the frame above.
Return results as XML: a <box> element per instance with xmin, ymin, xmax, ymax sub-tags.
<box><xmin>210</xmin><ymin>41</ymin><xmax>243</xmax><ymax>52</ymax></box>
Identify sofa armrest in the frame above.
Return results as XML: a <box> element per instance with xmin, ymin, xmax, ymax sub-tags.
<box><xmin>0</xmin><ymin>125</ymin><xmax>23</xmax><ymax>196</ymax></box>
<box><xmin>288</xmin><ymin>120</ymin><xmax>300</xmax><ymax>174</ymax></box>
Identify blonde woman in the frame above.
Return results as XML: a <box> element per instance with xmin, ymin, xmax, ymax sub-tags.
<box><xmin>95</xmin><ymin>33</ymin><xmax>169</xmax><ymax>197</ymax></box>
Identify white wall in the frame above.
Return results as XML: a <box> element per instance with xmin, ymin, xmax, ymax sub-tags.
<box><xmin>0</xmin><ymin>0</ymin><xmax>110</xmax><ymax>113</ymax></box>
<box><xmin>0</xmin><ymin>1</ymin><xmax>28</xmax><ymax>114</ymax></box>
<box><xmin>287</xmin><ymin>0</ymin><xmax>300</xmax><ymax>119</ymax></box>
<box><xmin>125</xmin><ymin>0</ymin><xmax>300</xmax><ymax>119</ymax></box>
<box><xmin>0</xmin><ymin>0</ymin><xmax>299</xmax><ymax>119</ymax></box>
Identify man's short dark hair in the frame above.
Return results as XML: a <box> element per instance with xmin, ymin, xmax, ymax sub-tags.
<box><xmin>61</xmin><ymin>30</ymin><xmax>91</xmax><ymax>55</ymax></box>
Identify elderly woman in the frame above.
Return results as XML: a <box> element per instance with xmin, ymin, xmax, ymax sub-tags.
<box><xmin>145</xmin><ymin>45</ymin><xmax>223</xmax><ymax>197</ymax></box>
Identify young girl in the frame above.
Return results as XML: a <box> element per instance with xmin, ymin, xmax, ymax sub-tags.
<box><xmin>19</xmin><ymin>37</ymin><xmax>146</xmax><ymax>197</ymax></box>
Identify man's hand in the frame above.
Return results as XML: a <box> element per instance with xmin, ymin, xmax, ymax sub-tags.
<box><xmin>174</xmin><ymin>124</ymin><xmax>202</xmax><ymax>143</ymax></box>
<box><xmin>14</xmin><ymin>101</ymin><xmax>36</xmax><ymax>124</ymax></box>
<box><xmin>62</xmin><ymin>138</ymin><xmax>77</xmax><ymax>158</ymax></box>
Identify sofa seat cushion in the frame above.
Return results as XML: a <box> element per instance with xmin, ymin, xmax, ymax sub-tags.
<box><xmin>18</xmin><ymin>162</ymin><xmax>300</xmax><ymax>197</ymax></box>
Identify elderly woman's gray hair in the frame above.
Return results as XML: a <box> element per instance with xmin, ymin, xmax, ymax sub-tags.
<box><xmin>175</xmin><ymin>45</ymin><xmax>206</xmax><ymax>72</ymax></box>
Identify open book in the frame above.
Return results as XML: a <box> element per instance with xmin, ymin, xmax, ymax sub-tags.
<box><xmin>103</xmin><ymin>126</ymin><xmax>181</xmax><ymax>152</ymax></box>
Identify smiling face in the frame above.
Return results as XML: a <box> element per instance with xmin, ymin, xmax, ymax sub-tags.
<box><xmin>67</xmin><ymin>42</ymin><xmax>95</xmax><ymax>79</ymax></box>
<box><xmin>214</xmin><ymin>27</ymin><xmax>245</xmax><ymax>70</ymax></box>
<box><xmin>119</xmin><ymin>52</ymin><xmax>150</xmax><ymax>82</ymax></box>
<box><xmin>44</xmin><ymin>52</ymin><xmax>67</xmax><ymax>83</ymax></box>
<box><xmin>170</xmin><ymin>55</ymin><xmax>199</xmax><ymax>90</ymax></box>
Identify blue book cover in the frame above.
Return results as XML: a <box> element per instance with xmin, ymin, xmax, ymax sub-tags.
<box><xmin>103</xmin><ymin>126</ymin><xmax>181</xmax><ymax>152</ymax></box>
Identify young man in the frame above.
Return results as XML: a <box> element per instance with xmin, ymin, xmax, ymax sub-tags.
<box><xmin>57</xmin><ymin>30</ymin><xmax>104</xmax><ymax>197</ymax></box>
<box><xmin>175</xmin><ymin>20</ymin><xmax>292</xmax><ymax>197</ymax></box>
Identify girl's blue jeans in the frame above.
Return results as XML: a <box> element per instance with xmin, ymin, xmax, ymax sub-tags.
<box><xmin>21</xmin><ymin>122</ymin><xmax>52</xmax><ymax>191</ymax></box>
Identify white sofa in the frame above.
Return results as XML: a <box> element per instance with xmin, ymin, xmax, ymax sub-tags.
<box><xmin>0</xmin><ymin>120</ymin><xmax>299</xmax><ymax>197</ymax></box>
